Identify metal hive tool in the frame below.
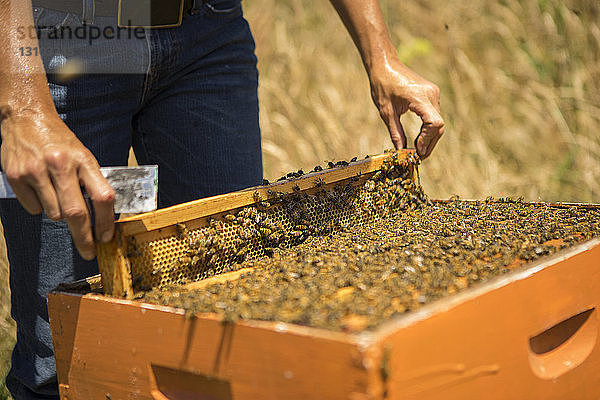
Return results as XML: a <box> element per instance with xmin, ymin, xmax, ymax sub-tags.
<box><xmin>97</xmin><ymin>150</ymin><xmax>424</xmax><ymax>298</ymax></box>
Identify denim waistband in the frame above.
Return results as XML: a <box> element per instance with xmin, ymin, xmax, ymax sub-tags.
<box><xmin>31</xmin><ymin>0</ymin><xmax>197</xmax><ymax>18</ymax></box>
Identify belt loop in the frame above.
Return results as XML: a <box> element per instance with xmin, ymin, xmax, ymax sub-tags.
<box><xmin>82</xmin><ymin>0</ymin><xmax>96</xmax><ymax>25</ymax></box>
<box><xmin>190</xmin><ymin>0</ymin><xmax>203</xmax><ymax>14</ymax></box>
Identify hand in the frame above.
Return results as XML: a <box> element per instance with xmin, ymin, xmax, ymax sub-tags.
<box><xmin>0</xmin><ymin>110</ymin><xmax>115</xmax><ymax>260</ymax></box>
<box><xmin>369</xmin><ymin>58</ymin><xmax>445</xmax><ymax>159</ymax></box>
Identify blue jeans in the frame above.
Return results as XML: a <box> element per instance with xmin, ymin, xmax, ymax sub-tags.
<box><xmin>0</xmin><ymin>1</ymin><xmax>262</xmax><ymax>398</ymax></box>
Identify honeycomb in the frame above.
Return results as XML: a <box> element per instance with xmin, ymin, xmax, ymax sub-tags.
<box><xmin>126</xmin><ymin>152</ymin><xmax>425</xmax><ymax>291</ymax></box>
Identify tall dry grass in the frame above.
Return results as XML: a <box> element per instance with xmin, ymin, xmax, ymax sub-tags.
<box><xmin>248</xmin><ymin>0</ymin><xmax>600</xmax><ymax>202</ymax></box>
<box><xmin>1</xmin><ymin>0</ymin><xmax>599</xmax><ymax>395</ymax></box>
<box><xmin>0</xmin><ymin>222</ymin><xmax>13</xmax><ymax>399</ymax></box>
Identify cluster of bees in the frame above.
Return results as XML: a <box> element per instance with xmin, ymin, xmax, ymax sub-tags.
<box><xmin>142</xmin><ymin>197</ymin><xmax>600</xmax><ymax>331</ymax></box>
<box><xmin>135</xmin><ymin>152</ymin><xmax>425</xmax><ymax>289</ymax></box>
<box><xmin>265</xmin><ymin>156</ymin><xmax>362</xmax><ymax>184</ymax></box>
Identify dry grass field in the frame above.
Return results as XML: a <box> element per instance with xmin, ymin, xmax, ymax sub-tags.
<box><xmin>0</xmin><ymin>223</ymin><xmax>13</xmax><ymax>400</ymax></box>
<box><xmin>0</xmin><ymin>0</ymin><xmax>599</xmax><ymax>396</ymax></box>
<box><xmin>252</xmin><ymin>0</ymin><xmax>600</xmax><ymax>201</ymax></box>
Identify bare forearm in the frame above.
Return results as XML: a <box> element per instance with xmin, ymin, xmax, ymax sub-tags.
<box><xmin>0</xmin><ymin>0</ymin><xmax>115</xmax><ymax>257</ymax></box>
<box><xmin>329</xmin><ymin>0</ymin><xmax>444</xmax><ymax>158</ymax></box>
<box><xmin>329</xmin><ymin>0</ymin><xmax>397</xmax><ymax>74</ymax></box>
<box><xmin>0</xmin><ymin>0</ymin><xmax>55</xmax><ymax>121</ymax></box>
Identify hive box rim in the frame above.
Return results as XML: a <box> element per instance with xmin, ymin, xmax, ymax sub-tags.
<box><xmin>51</xmin><ymin>219</ymin><xmax>600</xmax><ymax>348</ymax></box>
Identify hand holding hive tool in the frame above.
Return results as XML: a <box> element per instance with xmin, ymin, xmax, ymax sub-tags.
<box><xmin>0</xmin><ymin>165</ymin><xmax>158</xmax><ymax>258</ymax></box>
<box><xmin>0</xmin><ymin>164</ymin><xmax>158</xmax><ymax>216</ymax></box>
<box><xmin>0</xmin><ymin>166</ymin><xmax>158</xmax><ymax>214</ymax></box>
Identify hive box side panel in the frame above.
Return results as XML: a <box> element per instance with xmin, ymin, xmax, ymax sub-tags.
<box><xmin>48</xmin><ymin>294</ymin><xmax>375</xmax><ymax>400</ymax></box>
<box><xmin>379</xmin><ymin>241</ymin><xmax>600</xmax><ymax>400</ymax></box>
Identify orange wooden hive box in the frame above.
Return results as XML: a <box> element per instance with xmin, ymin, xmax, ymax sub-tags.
<box><xmin>47</xmin><ymin>151</ymin><xmax>600</xmax><ymax>399</ymax></box>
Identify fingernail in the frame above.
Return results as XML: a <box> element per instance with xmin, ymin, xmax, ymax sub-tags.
<box><xmin>102</xmin><ymin>230</ymin><xmax>114</xmax><ymax>243</ymax></box>
<box><xmin>83</xmin><ymin>250</ymin><xmax>95</xmax><ymax>260</ymax></box>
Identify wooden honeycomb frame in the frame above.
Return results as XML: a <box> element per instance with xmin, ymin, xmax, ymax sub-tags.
<box><xmin>97</xmin><ymin>150</ymin><xmax>420</xmax><ymax>298</ymax></box>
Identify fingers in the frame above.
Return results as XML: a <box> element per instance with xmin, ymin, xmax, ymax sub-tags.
<box><xmin>32</xmin><ymin>176</ymin><xmax>62</xmax><ymax>220</ymax></box>
<box><xmin>424</xmin><ymin>124</ymin><xmax>445</xmax><ymax>157</ymax></box>
<box><xmin>6</xmin><ymin>179</ymin><xmax>43</xmax><ymax>214</ymax></box>
<box><xmin>410</xmin><ymin>101</ymin><xmax>445</xmax><ymax>159</ymax></box>
<box><xmin>380</xmin><ymin>105</ymin><xmax>407</xmax><ymax>150</ymax></box>
<box><xmin>1</xmin><ymin>114</ymin><xmax>113</xmax><ymax>260</ymax></box>
<box><xmin>79</xmin><ymin>162</ymin><xmax>115</xmax><ymax>244</ymax></box>
<box><xmin>48</xmin><ymin>156</ymin><xmax>95</xmax><ymax>260</ymax></box>
<box><xmin>10</xmin><ymin>154</ymin><xmax>114</xmax><ymax>260</ymax></box>
<box><xmin>5</xmin><ymin>167</ymin><xmax>61</xmax><ymax>219</ymax></box>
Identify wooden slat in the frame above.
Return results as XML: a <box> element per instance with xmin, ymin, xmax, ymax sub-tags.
<box><xmin>96</xmin><ymin>230</ymin><xmax>134</xmax><ymax>299</ymax></box>
<box><xmin>48</xmin><ymin>292</ymin><xmax>365</xmax><ymax>400</ymax></box>
<box><xmin>117</xmin><ymin>150</ymin><xmax>415</xmax><ymax>236</ymax></box>
<box><xmin>182</xmin><ymin>268</ymin><xmax>255</xmax><ymax>291</ymax></box>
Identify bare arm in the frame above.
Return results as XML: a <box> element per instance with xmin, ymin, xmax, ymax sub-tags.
<box><xmin>0</xmin><ymin>0</ymin><xmax>114</xmax><ymax>259</ymax></box>
<box><xmin>329</xmin><ymin>0</ymin><xmax>444</xmax><ymax>158</ymax></box>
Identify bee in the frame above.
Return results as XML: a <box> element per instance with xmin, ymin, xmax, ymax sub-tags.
<box><xmin>293</xmin><ymin>184</ymin><xmax>301</xmax><ymax>193</ymax></box>
<box><xmin>372</xmin><ymin>171</ymin><xmax>383</xmax><ymax>181</ymax></box>
<box><xmin>262</xmin><ymin>178</ymin><xmax>270</xmax><ymax>185</ymax></box>
<box><xmin>268</xmin><ymin>232</ymin><xmax>283</xmax><ymax>242</ymax></box>
<box><xmin>259</xmin><ymin>227</ymin><xmax>272</xmax><ymax>237</ymax></box>
<box><xmin>235</xmin><ymin>246</ymin><xmax>249</xmax><ymax>261</ymax></box>
<box><xmin>126</xmin><ymin>249</ymin><xmax>142</xmax><ymax>258</ymax></box>
<box><xmin>132</xmin><ymin>275</ymin><xmax>143</xmax><ymax>288</ymax></box>
<box><xmin>253</xmin><ymin>191</ymin><xmax>263</xmax><ymax>202</ymax></box>
<box><xmin>314</xmin><ymin>178</ymin><xmax>325</xmax><ymax>188</ymax></box>
<box><xmin>328</xmin><ymin>161</ymin><xmax>335</xmax><ymax>169</ymax></box>
<box><xmin>224</xmin><ymin>214</ymin><xmax>237</xmax><ymax>223</ymax></box>
<box><xmin>179</xmin><ymin>255</ymin><xmax>192</xmax><ymax>265</ymax></box>
<box><xmin>176</xmin><ymin>223</ymin><xmax>188</xmax><ymax>239</ymax></box>
<box><xmin>151</xmin><ymin>265</ymin><xmax>162</xmax><ymax>276</ymax></box>
<box><xmin>312</xmin><ymin>165</ymin><xmax>323</xmax><ymax>172</ymax></box>
<box><xmin>125</xmin><ymin>237</ymin><xmax>142</xmax><ymax>258</ymax></box>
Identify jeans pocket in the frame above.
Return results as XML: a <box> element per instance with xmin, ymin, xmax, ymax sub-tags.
<box><xmin>203</xmin><ymin>0</ymin><xmax>242</xmax><ymax>18</ymax></box>
<box><xmin>33</xmin><ymin>7</ymin><xmax>73</xmax><ymax>32</ymax></box>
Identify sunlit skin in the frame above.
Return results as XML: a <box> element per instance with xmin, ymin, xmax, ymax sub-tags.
<box><xmin>0</xmin><ymin>0</ymin><xmax>115</xmax><ymax>260</ymax></box>
<box><xmin>330</xmin><ymin>0</ymin><xmax>445</xmax><ymax>157</ymax></box>
<box><xmin>0</xmin><ymin>0</ymin><xmax>444</xmax><ymax>260</ymax></box>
